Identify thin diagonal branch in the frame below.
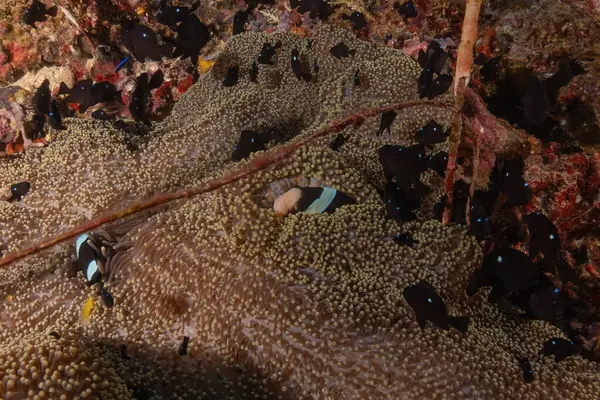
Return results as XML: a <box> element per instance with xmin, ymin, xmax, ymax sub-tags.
<box><xmin>0</xmin><ymin>100</ymin><xmax>455</xmax><ymax>268</ymax></box>
<box><xmin>443</xmin><ymin>0</ymin><xmax>482</xmax><ymax>224</ymax></box>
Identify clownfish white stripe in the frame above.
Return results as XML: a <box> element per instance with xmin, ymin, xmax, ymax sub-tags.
<box><xmin>76</xmin><ymin>234</ymin><xmax>89</xmax><ymax>258</ymax></box>
<box><xmin>304</xmin><ymin>187</ymin><xmax>337</xmax><ymax>214</ymax></box>
<box><xmin>86</xmin><ymin>260</ymin><xmax>99</xmax><ymax>282</ymax></box>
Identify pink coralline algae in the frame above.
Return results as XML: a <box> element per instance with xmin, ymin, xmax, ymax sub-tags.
<box><xmin>525</xmin><ymin>150</ymin><xmax>599</xmax><ymax>237</ymax></box>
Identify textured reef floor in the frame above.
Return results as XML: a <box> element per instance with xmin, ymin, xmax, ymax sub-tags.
<box><xmin>1</xmin><ymin>0</ymin><xmax>600</xmax><ymax>399</ymax></box>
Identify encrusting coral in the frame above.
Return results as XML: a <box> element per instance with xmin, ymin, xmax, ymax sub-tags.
<box><xmin>1</xmin><ymin>25</ymin><xmax>600</xmax><ymax>399</ymax></box>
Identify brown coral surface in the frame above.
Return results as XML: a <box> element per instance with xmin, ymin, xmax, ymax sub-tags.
<box><xmin>1</xmin><ymin>25</ymin><xmax>599</xmax><ymax>399</ymax></box>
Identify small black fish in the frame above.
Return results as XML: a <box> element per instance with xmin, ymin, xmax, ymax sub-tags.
<box><xmin>522</xmin><ymin>75</ymin><xmax>551</xmax><ymax>125</ymax></box>
<box><xmin>60</xmin><ymin>79</ymin><xmax>96</xmax><ymax>113</ymax></box>
<box><xmin>33</xmin><ymin>79</ymin><xmax>51</xmax><ymax>115</ymax></box>
<box><xmin>91</xmin><ymin>109</ymin><xmax>111</xmax><ymax>121</ymax></box>
<box><xmin>384</xmin><ymin>181</ymin><xmax>424</xmax><ymax>213</ymax></box>
<box><xmin>329</xmin><ymin>133</ymin><xmax>346</xmax><ymax>151</ymax></box>
<box><xmin>353</xmin><ymin>69</ymin><xmax>360</xmax><ymax>86</ymax></box>
<box><xmin>223</xmin><ymin>66</ymin><xmax>240</xmax><ymax>87</ymax></box>
<box><xmin>376</xmin><ymin>110</ymin><xmax>397</xmax><ymax>136</ymax></box>
<box><xmin>425</xmin><ymin>74</ymin><xmax>452</xmax><ymax>99</ymax></box>
<box><xmin>528</xmin><ymin>286</ymin><xmax>568</xmax><ymax>322</ymax></box>
<box><xmin>129</xmin><ymin>71</ymin><xmax>163</xmax><ymax>121</ymax></box>
<box><xmin>384</xmin><ymin>191</ymin><xmax>417</xmax><ymax>223</ymax></box>
<box><xmin>91</xmin><ymin>81</ymin><xmax>122</xmax><ymax>103</ymax></box>
<box><xmin>120</xmin><ymin>343</ymin><xmax>131</xmax><ymax>360</ymax></box>
<box><xmin>48</xmin><ymin>331</ymin><xmax>60</xmax><ymax>339</ymax></box>
<box><xmin>232</xmin><ymin>130</ymin><xmax>267</xmax><ymax>161</ymax></box>
<box><xmin>99</xmin><ymin>287</ymin><xmax>114</xmax><ymax>308</ymax></box>
<box><xmin>290</xmin><ymin>0</ymin><xmax>331</xmax><ymax>19</ymax></box>
<box><xmin>403</xmin><ymin>281</ymin><xmax>470</xmax><ymax>333</ymax></box>
<box><xmin>517</xmin><ymin>357</ymin><xmax>534</xmax><ymax>383</ymax></box>
<box><xmin>313</xmin><ymin>62</ymin><xmax>319</xmax><ymax>74</ymax></box>
<box><xmin>31</xmin><ymin>114</ymin><xmax>46</xmax><ymax>139</ymax></box>
<box><xmin>9</xmin><ymin>182</ymin><xmax>31</xmax><ymax>202</ymax></box>
<box><xmin>474</xmin><ymin>53</ymin><xmax>501</xmax><ymax>81</ymax></box>
<box><xmin>393</xmin><ymin>232</ymin><xmax>419</xmax><ymax>247</ymax></box>
<box><xmin>542</xmin><ymin>338</ymin><xmax>581</xmax><ymax>362</ymax></box>
<box><xmin>330</xmin><ymin>42</ymin><xmax>356</xmax><ymax>59</ymax></box>
<box><xmin>48</xmin><ymin>99</ymin><xmax>64</xmax><ymax>130</ymax></box>
<box><xmin>173</xmin><ymin>14</ymin><xmax>210</xmax><ymax>65</ymax></box>
<box><xmin>500</xmin><ymin>158</ymin><xmax>532</xmax><ymax>208</ymax></box>
<box><xmin>179</xmin><ymin>336</ymin><xmax>190</xmax><ymax>356</ymax></box>
<box><xmin>426</xmin><ymin>151</ymin><xmax>448</xmax><ymax>177</ymax></box>
<box><xmin>156</xmin><ymin>0</ymin><xmax>200</xmax><ymax>27</ymax></box>
<box><xmin>384</xmin><ymin>34</ymin><xmax>392</xmax><ymax>45</ymax></box>
<box><xmin>555</xmin><ymin>253</ymin><xmax>578</xmax><ymax>286</ymax></box>
<box><xmin>233</xmin><ymin>10</ymin><xmax>249</xmax><ymax>35</ymax></box>
<box><xmin>415</xmin><ymin>120</ymin><xmax>448</xmax><ymax>145</ymax></box>
<box><xmin>121</xmin><ymin>21</ymin><xmax>174</xmax><ymax>62</ymax></box>
<box><xmin>342</xmin><ymin>11</ymin><xmax>367</xmax><ymax>30</ymax></box>
<box><xmin>417</xmin><ymin>67</ymin><xmax>433</xmax><ymax>99</ymax></box>
<box><xmin>525</xmin><ymin>212</ymin><xmax>560</xmax><ymax>262</ymax></box>
<box><xmin>394</xmin><ymin>0</ymin><xmax>417</xmax><ymax>19</ymax></box>
<box><xmin>257</xmin><ymin>41</ymin><xmax>282</xmax><ymax>65</ymax></box>
<box><xmin>113</xmin><ymin>120</ymin><xmax>129</xmax><ymax>132</ymax></box>
<box><xmin>249</xmin><ymin>61</ymin><xmax>259</xmax><ymax>82</ymax></box>
<box><xmin>432</xmin><ymin>194</ymin><xmax>447</xmax><ymax>221</ymax></box>
<box><xmin>290</xmin><ymin>187</ymin><xmax>356</xmax><ymax>214</ymax></box>
<box><xmin>468</xmin><ymin>196</ymin><xmax>491</xmax><ymax>241</ymax></box>
<box><xmin>291</xmin><ymin>49</ymin><xmax>311</xmax><ymax>81</ymax></box>
<box><xmin>23</xmin><ymin>0</ymin><xmax>58</xmax><ymax>27</ymax></box>
<box><xmin>378</xmin><ymin>144</ymin><xmax>428</xmax><ymax>189</ymax></box>
<box><xmin>467</xmin><ymin>247</ymin><xmax>540</xmax><ymax>295</ymax></box>
<box><xmin>446</xmin><ymin>180</ymin><xmax>470</xmax><ymax>225</ymax></box>
<box><xmin>418</xmin><ymin>41</ymin><xmax>447</xmax><ymax>75</ymax></box>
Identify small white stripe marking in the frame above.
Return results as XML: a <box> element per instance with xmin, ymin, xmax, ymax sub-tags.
<box><xmin>305</xmin><ymin>187</ymin><xmax>337</xmax><ymax>214</ymax></box>
<box><xmin>86</xmin><ymin>260</ymin><xmax>98</xmax><ymax>282</ymax></box>
<box><xmin>75</xmin><ymin>234</ymin><xmax>89</xmax><ymax>258</ymax></box>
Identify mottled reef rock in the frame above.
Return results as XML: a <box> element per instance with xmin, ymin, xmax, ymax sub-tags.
<box><xmin>1</xmin><ymin>25</ymin><xmax>599</xmax><ymax>399</ymax></box>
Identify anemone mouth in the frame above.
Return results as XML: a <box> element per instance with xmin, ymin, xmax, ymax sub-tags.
<box><xmin>254</xmin><ymin>175</ymin><xmax>328</xmax><ymax>208</ymax></box>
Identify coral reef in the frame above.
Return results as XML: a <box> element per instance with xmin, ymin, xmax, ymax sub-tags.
<box><xmin>2</xmin><ymin>25</ymin><xmax>600</xmax><ymax>399</ymax></box>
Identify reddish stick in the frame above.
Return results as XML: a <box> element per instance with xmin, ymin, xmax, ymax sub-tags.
<box><xmin>0</xmin><ymin>100</ymin><xmax>454</xmax><ymax>268</ymax></box>
<box><xmin>443</xmin><ymin>0</ymin><xmax>482</xmax><ymax>224</ymax></box>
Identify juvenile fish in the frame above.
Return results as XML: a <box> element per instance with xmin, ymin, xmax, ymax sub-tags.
<box><xmin>23</xmin><ymin>0</ymin><xmax>58</xmax><ymax>27</ymax></box>
<box><xmin>223</xmin><ymin>66</ymin><xmax>240</xmax><ymax>87</ymax></box>
<box><xmin>33</xmin><ymin>79</ymin><xmax>51</xmax><ymax>115</ymax></box>
<box><xmin>9</xmin><ymin>182</ymin><xmax>31</xmax><ymax>202</ymax></box>
<box><xmin>394</xmin><ymin>0</ymin><xmax>417</xmax><ymax>19</ymax></box>
<box><xmin>231</xmin><ymin>130</ymin><xmax>267</xmax><ymax>161</ymax></box>
<box><xmin>48</xmin><ymin>99</ymin><xmax>65</xmax><ymax>130</ymax></box>
<box><xmin>173</xmin><ymin>14</ymin><xmax>210</xmax><ymax>65</ymax></box>
<box><xmin>291</xmin><ymin>49</ymin><xmax>311</xmax><ymax>81</ymax></box>
<box><xmin>415</xmin><ymin>120</ymin><xmax>449</xmax><ymax>145</ymax></box>
<box><xmin>258</xmin><ymin>41</ymin><xmax>282</xmax><ymax>65</ymax></box>
<box><xmin>393</xmin><ymin>232</ymin><xmax>419</xmax><ymax>247</ymax></box>
<box><xmin>542</xmin><ymin>338</ymin><xmax>581</xmax><ymax>362</ymax></box>
<box><xmin>330</xmin><ymin>42</ymin><xmax>356</xmax><ymax>59</ymax></box>
<box><xmin>403</xmin><ymin>281</ymin><xmax>470</xmax><ymax>333</ymax></box>
<box><xmin>341</xmin><ymin>11</ymin><xmax>366</xmax><ymax>30</ymax></box>
<box><xmin>179</xmin><ymin>336</ymin><xmax>190</xmax><ymax>356</ymax></box>
<box><xmin>376</xmin><ymin>110</ymin><xmax>397</xmax><ymax>136</ymax></box>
